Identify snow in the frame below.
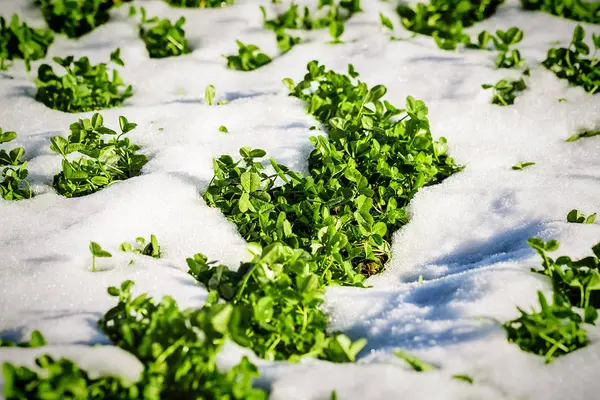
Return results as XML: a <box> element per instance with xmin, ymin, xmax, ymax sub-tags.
<box><xmin>1</xmin><ymin>0</ymin><xmax>600</xmax><ymax>398</ymax></box>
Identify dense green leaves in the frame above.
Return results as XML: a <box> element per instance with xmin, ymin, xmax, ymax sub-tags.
<box><xmin>35</xmin><ymin>49</ymin><xmax>133</xmax><ymax>112</ymax></box>
<box><xmin>521</xmin><ymin>0</ymin><xmax>600</xmax><ymax>24</ymax></box>
<box><xmin>261</xmin><ymin>0</ymin><xmax>361</xmax><ymax>31</ymax></box>
<box><xmin>165</xmin><ymin>0</ymin><xmax>234</xmax><ymax>7</ymax></box>
<box><xmin>35</xmin><ymin>0</ymin><xmax>117</xmax><ymax>38</ymax></box>
<box><xmin>139</xmin><ymin>8</ymin><xmax>191</xmax><ymax>58</ymax></box>
<box><xmin>397</xmin><ymin>0</ymin><xmax>504</xmax><ymax>50</ymax></box>
<box><xmin>543</xmin><ymin>25</ymin><xmax>600</xmax><ymax>94</ymax></box>
<box><xmin>0</xmin><ymin>15</ymin><xmax>54</xmax><ymax>71</ymax></box>
<box><xmin>99</xmin><ymin>281</ymin><xmax>267</xmax><ymax>399</ymax></box>
<box><xmin>0</xmin><ymin>129</ymin><xmax>32</xmax><ymax>201</ymax></box>
<box><xmin>226</xmin><ymin>41</ymin><xmax>272</xmax><ymax>71</ymax></box>
<box><xmin>50</xmin><ymin>113</ymin><xmax>148</xmax><ymax>197</ymax></box>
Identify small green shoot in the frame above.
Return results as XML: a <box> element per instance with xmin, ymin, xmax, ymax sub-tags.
<box><xmin>139</xmin><ymin>8</ymin><xmax>191</xmax><ymax>58</ymax></box>
<box><xmin>482</xmin><ymin>78</ymin><xmax>527</xmax><ymax>106</ymax></box>
<box><xmin>393</xmin><ymin>349</ymin><xmax>436</xmax><ymax>372</ymax></box>
<box><xmin>567</xmin><ymin>209</ymin><xmax>596</xmax><ymax>224</ymax></box>
<box><xmin>328</xmin><ymin>20</ymin><xmax>345</xmax><ymax>44</ymax></box>
<box><xmin>120</xmin><ymin>234</ymin><xmax>161</xmax><ymax>258</ymax></box>
<box><xmin>219</xmin><ymin>126</ymin><xmax>228</xmax><ymax>133</ymax></box>
<box><xmin>566</xmin><ymin>129</ymin><xmax>600</xmax><ymax>142</ymax></box>
<box><xmin>512</xmin><ymin>161</ymin><xmax>536</xmax><ymax>170</ymax></box>
<box><xmin>0</xmin><ymin>129</ymin><xmax>32</xmax><ymax>201</ymax></box>
<box><xmin>205</xmin><ymin>84</ymin><xmax>216</xmax><ymax>105</ymax></box>
<box><xmin>225</xmin><ymin>40</ymin><xmax>272</xmax><ymax>71</ymax></box>
<box><xmin>89</xmin><ymin>241</ymin><xmax>112</xmax><ymax>272</ymax></box>
<box><xmin>452</xmin><ymin>374</ymin><xmax>474</xmax><ymax>384</ymax></box>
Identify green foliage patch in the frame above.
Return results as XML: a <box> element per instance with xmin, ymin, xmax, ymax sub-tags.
<box><xmin>35</xmin><ymin>49</ymin><xmax>133</xmax><ymax>112</ymax></box>
<box><xmin>260</xmin><ymin>0</ymin><xmax>361</xmax><ymax>31</ymax></box>
<box><xmin>0</xmin><ymin>129</ymin><xmax>33</xmax><ymax>201</ymax></box>
<box><xmin>139</xmin><ymin>8</ymin><xmax>191</xmax><ymax>58</ymax></box>
<box><xmin>165</xmin><ymin>0</ymin><xmax>234</xmax><ymax>8</ymax></box>
<box><xmin>35</xmin><ymin>0</ymin><xmax>117</xmax><ymax>38</ymax></box>
<box><xmin>226</xmin><ymin>41</ymin><xmax>272</xmax><ymax>71</ymax></box>
<box><xmin>50</xmin><ymin>113</ymin><xmax>148</xmax><ymax>198</ymax></box>
<box><xmin>0</xmin><ymin>15</ymin><xmax>54</xmax><ymax>71</ymax></box>
<box><xmin>521</xmin><ymin>0</ymin><xmax>600</xmax><ymax>24</ymax></box>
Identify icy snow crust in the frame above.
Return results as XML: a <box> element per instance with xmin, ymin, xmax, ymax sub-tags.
<box><xmin>1</xmin><ymin>0</ymin><xmax>600</xmax><ymax>398</ymax></box>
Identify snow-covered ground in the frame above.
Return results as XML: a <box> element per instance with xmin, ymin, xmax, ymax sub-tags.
<box><xmin>1</xmin><ymin>0</ymin><xmax>600</xmax><ymax>398</ymax></box>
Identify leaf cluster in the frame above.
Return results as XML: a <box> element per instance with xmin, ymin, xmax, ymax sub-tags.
<box><xmin>35</xmin><ymin>49</ymin><xmax>133</xmax><ymax>112</ymax></box>
<box><xmin>566</xmin><ymin>129</ymin><xmax>600</xmax><ymax>142</ymax></box>
<box><xmin>0</xmin><ymin>14</ymin><xmax>54</xmax><ymax>71</ymax></box>
<box><xmin>260</xmin><ymin>0</ymin><xmax>360</xmax><ymax>31</ymax></box>
<box><xmin>0</xmin><ymin>129</ymin><xmax>33</xmax><ymax>201</ymax></box>
<box><xmin>165</xmin><ymin>0</ymin><xmax>234</xmax><ymax>8</ymax></box>
<box><xmin>50</xmin><ymin>113</ymin><xmax>148</xmax><ymax>198</ymax></box>
<box><xmin>139</xmin><ymin>8</ymin><xmax>191</xmax><ymax>59</ymax></box>
<box><xmin>396</xmin><ymin>0</ymin><xmax>504</xmax><ymax>50</ymax></box>
<box><xmin>520</xmin><ymin>0</ymin><xmax>600</xmax><ymax>24</ymax></box>
<box><xmin>187</xmin><ymin>243</ymin><xmax>366</xmax><ymax>362</ymax></box>
<box><xmin>99</xmin><ymin>280</ymin><xmax>267</xmax><ymax>399</ymax></box>
<box><xmin>35</xmin><ymin>0</ymin><xmax>117</xmax><ymax>38</ymax></box>
<box><xmin>567</xmin><ymin>209</ymin><xmax>596</xmax><ymax>224</ymax></box>
<box><xmin>543</xmin><ymin>25</ymin><xmax>600</xmax><ymax>94</ymax></box>
<box><xmin>120</xmin><ymin>234</ymin><xmax>161</xmax><ymax>258</ymax></box>
<box><xmin>226</xmin><ymin>40</ymin><xmax>272</xmax><ymax>71</ymax></box>
<box><xmin>482</xmin><ymin>77</ymin><xmax>527</xmax><ymax>106</ymax></box>
<box><xmin>473</xmin><ymin>27</ymin><xmax>525</xmax><ymax>69</ymax></box>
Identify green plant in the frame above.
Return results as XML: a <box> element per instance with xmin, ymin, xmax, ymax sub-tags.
<box><xmin>89</xmin><ymin>241</ymin><xmax>112</xmax><ymax>272</ymax></box>
<box><xmin>0</xmin><ymin>14</ymin><xmax>54</xmax><ymax>71</ymax></box>
<box><xmin>452</xmin><ymin>374</ymin><xmax>474</xmax><ymax>383</ymax></box>
<box><xmin>490</xmin><ymin>27</ymin><xmax>525</xmax><ymax>68</ymax></box>
<box><xmin>543</xmin><ymin>25</ymin><xmax>600</xmax><ymax>94</ymax></box>
<box><xmin>397</xmin><ymin>0</ymin><xmax>504</xmax><ymax>50</ymax></box>
<box><xmin>504</xmin><ymin>291</ymin><xmax>590</xmax><ymax>363</ymax></box>
<box><xmin>205</xmin><ymin>84</ymin><xmax>215</xmax><ymax>105</ymax></box>
<box><xmin>566</xmin><ymin>129</ymin><xmax>600</xmax><ymax>142</ymax></box>
<box><xmin>521</xmin><ymin>0</ymin><xmax>600</xmax><ymax>24</ymax></box>
<box><xmin>328</xmin><ymin>20</ymin><xmax>345</xmax><ymax>44</ymax></box>
<box><xmin>35</xmin><ymin>49</ymin><xmax>133</xmax><ymax>113</ymax></box>
<box><xmin>165</xmin><ymin>0</ymin><xmax>235</xmax><ymax>7</ymax></box>
<box><xmin>225</xmin><ymin>41</ymin><xmax>272</xmax><ymax>71</ymax></box>
<box><xmin>35</xmin><ymin>0</ymin><xmax>116</xmax><ymax>38</ymax></box>
<box><xmin>50</xmin><ymin>113</ymin><xmax>148</xmax><ymax>198</ymax></box>
<box><xmin>187</xmin><ymin>243</ymin><xmax>367</xmax><ymax>362</ymax></box>
<box><xmin>482</xmin><ymin>77</ymin><xmax>527</xmax><ymax>106</ymax></box>
<box><xmin>275</xmin><ymin>28</ymin><xmax>301</xmax><ymax>53</ymax></box>
<box><xmin>139</xmin><ymin>8</ymin><xmax>191</xmax><ymax>58</ymax></box>
<box><xmin>261</xmin><ymin>0</ymin><xmax>360</xmax><ymax>31</ymax></box>
<box><xmin>120</xmin><ymin>234</ymin><xmax>161</xmax><ymax>258</ymax></box>
<box><xmin>0</xmin><ymin>330</ymin><xmax>46</xmax><ymax>348</ymax></box>
<box><xmin>219</xmin><ymin>125</ymin><xmax>229</xmax><ymax>133</ymax></box>
<box><xmin>99</xmin><ymin>280</ymin><xmax>267</xmax><ymax>399</ymax></box>
<box><xmin>567</xmin><ymin>209</ymin><xmax>596</xmax><ymax>224</ymax></box>
<box><xmin>512</xmin><ymin>161</ymin><xmax>535</xmax><ymax>170</ymax></box>
<box><xmin>0</xmin><ymin>129</ymin><xmax>32</xmax><ymax>201</ymax></box>
<box><xmin>393</xmin><ymin>349</ymin><xmax>436</xmax><ymax>371</ymax></box>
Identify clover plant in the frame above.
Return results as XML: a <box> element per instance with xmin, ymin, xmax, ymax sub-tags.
<box><xmin>139</xmin><ymin>8</ymin><xmax>191</xmax><ymax>58</ymax></box>
<box><xmin>0</xmin><ymin>14</ymin><xmax>54</xmax><ymax>71</ymax></box>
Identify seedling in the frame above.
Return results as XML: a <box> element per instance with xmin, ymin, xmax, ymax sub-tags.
<box><xmin>139</xmin><ymin>8</ymin><xmax>191</xmax><ymax>58</ymax></box>
<box><xmin>521</xmin><ymin>0</ymin><xmax>600</xmax><ymax>24</ymax></box>
<box><xmin>275</xmin><ymin>28</ymin><xmax>300</xmax><ymax>53</ymax></box>
<box><xmin>505</xmin><ymin>291</ymin><xmax>590</xmax><ymax>363</ymax></box>
<box><xmin>225</xmin><ymin>40</ymin><xmax>272</xmax><ymax>71</ymax></box>
<box><xmin>566</xmin><ymin>129</ymin><xmax>600</xmax><ymax>142</ymax></box>
<box><xmin>0</xmin><ymin>14</ymin><xmax>54</xmax><ymax>71</ymax></box>
<box><xmin>483</xmin><ymin>27</ymin><xmax>525</xmax><ymax>69</ymax></box>
<box><xmin>543</xmin><ymin>25</ymin><xmax>600</xmax><ymax>94</ymax></box>
<box><xmin>0</xmin><ymin>129</ymin><xmax>32</xmax><ymax>200</ymax></box>
<box><xmin>120</xmin><ymin>234</ymin><xmax>161</xmax><ymax>258</ymax></box>
<box><xmin>219</xmin><ymin>125</ymin><xmax>228</xmax><ymax>133</ymax></box>
<box><xmin>328</xmin><ymin>20</ymin><xmax>345</xmax><ymax>44</ymax></box>
<box><xmin>261</xmin><ymin>0</ymin><xmax>360</xmax><ymax>31</ymax></box>
<box><xmin>205</xmin><ymin>84</ymin><xmax>215</xmax><ymax>105</ymax></box>
<box><xmin>36</xmin><ymin>0</ymin><xmax>115</xmax><ymax>38</ymax></box>
<box><xmin>567</xmin><ymin>209</ymin><xmax>596</xmax><ymax>224</ymax></box>
<box><xmin>393</xmin><ymin>349</ymin><xmax>436</xmax><ymax>372</ymax></box>
<box><xmin>50</xmin><ymin>113</ymin><xmax>148</xmax><ymax>197</ymax></box>
<box><xmin>165</xmin><ymin>0</ymin><xmax>235</xmax><ymax>7</ymax></box>
<box><xmin>35</xmin><ymin>49</ymin><xmax>133</xmax><ymax>113</ymax></box>
<box><xmin>512</xmin><ymin>161</ymin><xmax>535</xmax><ymax>170</ymax></box>
<box><xmin>397</xmin><ymin>0</ymin><xmax>504</xmax><ymax>50</ymax></box>
<box><xmin>482</xmin><ymin>78</ymin><xmax>527</xmax><ymax>106</ymax></box>
<box><xmin>89</xmin><ymin>241</ymin><xmax>112</xmax><ymax>272</ymax></box>
<box><xmin>452</xmin><ymin>374</ymin><xmax>474</xmax><ymax>383</ymax></box>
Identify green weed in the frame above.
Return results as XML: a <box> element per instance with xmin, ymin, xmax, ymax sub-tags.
<box><xmin>0</xmin><ymin>15</ymin><xmax>54</xmax><ymax>71</ymax></box>
<box><xmin>139</xmin><ymin>8</ymin><xmax>191</xmax><ymax>58</ymax></box>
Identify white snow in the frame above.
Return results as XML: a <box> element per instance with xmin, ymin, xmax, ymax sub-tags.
<box><xmin>1</xmin><ymin>0</ymin><xmax>600</xmax><ymax>398</ymax></box>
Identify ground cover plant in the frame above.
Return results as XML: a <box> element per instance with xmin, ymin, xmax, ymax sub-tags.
<box><xmin>566</xmin><ymin>209</ymin><xmax>596</xmax><ymax>224</ymax></box>
<box><xmin>396</xmin><ymin>0</ymin><xmax>505</xmax><ymax>50</ymax></box>
<box><xmin>261</xmin><ymin>0</ymin><xmax>361</xmax><ymax>31</ymax></box>
<box><xmin>521</xmin><ymin>0</ymin><xmax>600</xmax><ymax>24</ymax></box>
<box><xmin>35</xmin><ymin>0</ymin><xmax>120</xmax><ymax>38</ymax></box>
<box><xmin>504</xmin><ymin>239</ymin><xmax>600</xmax><ymax>362</ymax></box>
<box><xmin>226</xmin><ymin>41</ymin><xmax>272</xmax><ymax>71</ymax></box>
<box><xmin>482</xmin><ymin>77</ymin><xmax>527</xmax><ymax>106</ymax></box>
<box><xmin>120</xmin><ymin>234</ymin><xmax>161</xmax><ymax>258</ymax></box>
<box><xmin>34</xmin><ymin>49</ymin><xmax>133</xmax><ymax>112</ymax></box>
<box><xmin>0</xmin><ymin>129</ymin><xmax>33</xmax><ymax>201</ymax></box>
<box><xmin>0</xmin><ymin>15</ymin><xmax>54</xmax><ymax>71</ymax></box>
<box><xmin>543</xmin><ymin>25</ymin><xmax>600</xmax><ymax>94</ymax></box>
<box><xmin>50</xmin><ymin>113</ymin><xmax>148</xmax><ymax>198</ymax></box>
<box><xmin>138</xmin><ymin>8</ymin><xmax>191</xmax><ymax>58</ymax></box>
<box><xmin>165</xmin><ymin>0</ymin><xmax>235</xmax><ymax>8</ymax></box>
